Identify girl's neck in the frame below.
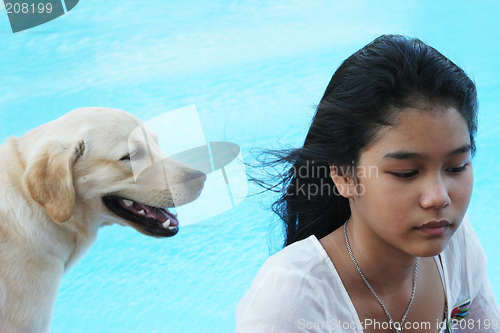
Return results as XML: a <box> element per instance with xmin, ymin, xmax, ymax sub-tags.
<box><xmin>320</xmin><ymin>219</ymin><xmax>418</xmax><ymax>295</ymax></box>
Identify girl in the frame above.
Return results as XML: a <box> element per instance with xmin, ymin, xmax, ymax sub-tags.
<box><xmin>236</xmin><ymin>35</ymin><xmax>499</xmax><ymax>332</ymax></box>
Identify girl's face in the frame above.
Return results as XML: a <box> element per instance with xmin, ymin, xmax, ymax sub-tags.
<box><xmin>348</xmin><ymin>105</ymin><xmax>473</xmax><ymax>258</ymax></box>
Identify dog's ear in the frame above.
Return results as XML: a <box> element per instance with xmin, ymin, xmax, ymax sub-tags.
<box><xmin>22</xmin><ymin>140</ymin><xmax>85</xmax><ymax>223</ymax></box>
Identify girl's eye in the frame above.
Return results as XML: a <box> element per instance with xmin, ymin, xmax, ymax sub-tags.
<box><xmin>390</xmin><ymin>170</ymin><xmax>418</xmax><ymax>179</ymax></box>
<box><xmin>447</xmin><ymin>164</ymin><xmax>468</xmax><ymax>173</ymax></box>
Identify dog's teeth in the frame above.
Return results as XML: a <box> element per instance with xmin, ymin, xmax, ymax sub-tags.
<box><xmin>168</xmin><ymin>225</ymin><xmax>177</xmax><ymax>231</ymax></box>
<box><xmin>138</xmin><ymin>210</ymin><xmax>146</xmax><ymax>215</ymax></box>
<box><xmin>162</xmin><ymin>219</ymin><xmax>171</xmax><ymax>228</ymax></box>
<box><xmin>123</xmin><ymin>199</ymin><xmax>133</xmax><ymax>207</ymax></box>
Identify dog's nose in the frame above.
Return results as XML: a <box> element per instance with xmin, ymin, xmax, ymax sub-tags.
<box><xmin>184</xmin><ymin>170</ymin><xmax>207</xmax><ymax>184</ymax></box>
<box><xmin>184</xmin><ymin>169</ymin><xmax>206</xmax><ymax>190</ymax></box>
<box><xmin>135</xmin><ymin>160</ymin><xmax>206</xmax><ymax>190</ymax></box>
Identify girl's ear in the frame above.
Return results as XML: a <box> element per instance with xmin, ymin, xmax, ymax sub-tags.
<box><xmin>329</xmin><ymin>163</ymin><xmax>355</xmax><ymax>198</ymax></box>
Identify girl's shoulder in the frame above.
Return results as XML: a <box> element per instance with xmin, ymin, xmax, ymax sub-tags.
<box><xmin>440</xmin><ymin>214</ymin><xmax>488</xmax><ymax>305</ymax></box>
<box><xmin>263</xmin><ymin>235</ymin><xmax>330</xmax><ymax>272</ymax></box>
<box><xmin>441</xmin><ymin>214</ymin><xmax>487</xmax><ymax>271</ymax></box>
<box><xmin>243</xmin><ymin>235</ymin><xmax>336</xmax><ymax>299</ymax></box>
<box><xmin>238</xmin><ymin>234</ymin><xmax>353</xmax><ymax>307</ymax></box>
<box><xmin>236</xmin><ymin>235</ymin><xmax>355</xmax><ymax>332</ymax></box>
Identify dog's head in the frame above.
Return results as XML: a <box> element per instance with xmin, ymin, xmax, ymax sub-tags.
<box><xmin>21</xmin><ymin>107</ymin><xmax>206</xmax><ymax>237</ymax></box>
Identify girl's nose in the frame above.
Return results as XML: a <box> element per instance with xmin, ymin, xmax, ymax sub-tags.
<box><xmin>420</xmin><ymin>175</ymin><xmax>451</xmax><ymax>209</ymax></box>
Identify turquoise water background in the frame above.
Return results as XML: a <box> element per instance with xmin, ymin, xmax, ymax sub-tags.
<box><xmin>1</xmin><ymin>1</ymin><xmax>499</xmax><ymax>332</ymax></box>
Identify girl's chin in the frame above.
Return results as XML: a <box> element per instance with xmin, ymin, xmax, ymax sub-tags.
<box><xmin>405</xmin><ymin>229</ymin><xmax>456</xmax><ymax>258</ymax></box>
<box><xmin>414</xmin><ymin>249</ymin><xmax>444</xmax><ymax>258</ymax></box>
<box><xmin>411</xmin><ymin>242</ymin><xmax>450</xmax><ymax>258</ymax></box>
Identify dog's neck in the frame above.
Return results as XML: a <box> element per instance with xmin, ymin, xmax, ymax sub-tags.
<box><xmin>62</xmin><ymin>214</ymin><xmax>101</xmax><ymax>271</ymax></box>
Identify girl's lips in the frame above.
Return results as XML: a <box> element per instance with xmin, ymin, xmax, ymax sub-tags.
<box><xmin>417</xmin><ymin>220</ymin><xmax>452</xmax><ymax>236</ymax></box>
<box><xmin>420</xmin><ymin>220</ymin><xmax>452</xmax><ymax>228</ymax></box>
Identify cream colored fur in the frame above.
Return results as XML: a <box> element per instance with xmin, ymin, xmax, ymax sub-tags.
<box><xmin>0</xmin><ymin>107</ymin><xmax>205</xmax><ymax>332</ymax></box>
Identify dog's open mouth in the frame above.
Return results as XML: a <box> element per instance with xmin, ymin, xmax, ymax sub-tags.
<box><xmin>102</xmin><ymin>196</ymin><xmax>179</xmax><ymax>237</ymax></box>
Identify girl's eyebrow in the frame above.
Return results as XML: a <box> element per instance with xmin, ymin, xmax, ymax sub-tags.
<box><xmin>383</xmin><ymin>144</ymin><xmax>472</xmax><ymax>160</ymax></box>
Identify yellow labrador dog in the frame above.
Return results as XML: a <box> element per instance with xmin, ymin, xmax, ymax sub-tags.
<box><xmin>0</xmin><ymin>107</ymin><xmax>206</xmax><ymax>332</ymax></box>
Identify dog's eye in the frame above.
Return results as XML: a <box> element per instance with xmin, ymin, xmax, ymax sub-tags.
<box><xmin>119</xmin><ymin>154</ymin><xmax>131</xmax><ymax>161</ymax></box>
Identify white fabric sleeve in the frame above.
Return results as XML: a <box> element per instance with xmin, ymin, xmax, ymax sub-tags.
<box><xmin>451</xmin><ymin>214</ymin><xmax>500</xmax><ymax>332</ymax></box>
<box><xmin>236</xmin><ymin>265</ymin><xmax>322</xmax><ymax>333</ymax></box>
<box><xmin>463</xmin><ymin>271</ymin><xmax>500</xmax><ymax>332</ymax></box>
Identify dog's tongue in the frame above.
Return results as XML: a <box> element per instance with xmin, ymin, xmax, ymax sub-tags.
<box><xmin>122</xmin><ymin>200</ymin><xmax>179</xmax><ymax>227</ymax></box>
<box><xmin>139</xmin><ymin>203</ymin><xmax>179</xmax><ymax>227</ymax></box>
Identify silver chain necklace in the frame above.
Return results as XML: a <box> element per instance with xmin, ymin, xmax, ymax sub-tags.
<box><xmin>343</xmin><ymin>221</ymin><xmax>419</xmax><ymax>333</ymax></box>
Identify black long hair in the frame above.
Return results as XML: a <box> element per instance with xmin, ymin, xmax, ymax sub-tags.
<box><xmin>259</xmin><ymin>34</ymin><xmax>478</xmax><ymax>248</ymax></box>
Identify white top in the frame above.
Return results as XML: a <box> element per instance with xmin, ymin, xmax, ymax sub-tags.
<box><xmin>236</xmin><ymin>216</ymin><xmax>500</xmax><ymax>332</ymax></box>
